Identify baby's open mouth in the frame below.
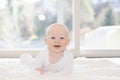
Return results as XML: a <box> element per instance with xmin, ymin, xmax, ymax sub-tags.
<box><xmin>54</xmin><ymin>45</ymin><xmax>61</xmax><ymax>48</ymax></box>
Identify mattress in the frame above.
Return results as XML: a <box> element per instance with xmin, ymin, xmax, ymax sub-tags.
<box><xmin>0</xmin><ymin>58</ymin><xmax>120</xmax><ymax>80</ymax></box>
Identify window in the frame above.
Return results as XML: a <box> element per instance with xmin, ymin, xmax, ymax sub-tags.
<box><xmin>0</xmin><ymin>0</ymin><xmax>73</xmax><ymax>50</ymax></box>
<box><xmin>78</xmin><ymin>0</ymin><xmax>120</xmax><ymax>57</ymax></box>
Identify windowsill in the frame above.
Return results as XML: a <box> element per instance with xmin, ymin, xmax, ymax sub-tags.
<box><xmin>80</xmin><ymin>49</ymin><xmax>120</xmax><ymax>58</ymax></box>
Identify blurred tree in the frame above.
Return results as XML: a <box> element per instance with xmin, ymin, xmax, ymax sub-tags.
<box><xmin>34</xmin><ymin>0</ymin><xmax>57</xmax><ymax>41</ymax></box>
<box><xmin>102</xmin><ymin>5</ymin><xmax>118</xmax><ymax>26</ymax></box>
<box><xmin>80</xmin><ymin>0</ymin><xmax>95</xmax><ymax>27</ymax></box>
<box><xmin>0</xmin><ymin>0</ymin><xmax>23</xmax><ymax>49</ymax></box>
<box><xmin>64</xmin><ymin>0</ymin><xmax>72</xmax><ymax>31</ymax></box>
<box><xmin>18</xmin><ymin>0</ymin><xmax>36</xmax><ymax>40</ymax></box>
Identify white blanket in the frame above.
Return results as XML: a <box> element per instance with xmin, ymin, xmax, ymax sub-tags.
<box><xmin>0</xmin><ymin>58</ymin><xmax>120</xmax><ymax>80</ymax></box>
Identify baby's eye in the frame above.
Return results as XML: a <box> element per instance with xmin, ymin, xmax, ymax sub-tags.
<box><xmin>60</xmin><ymin>37</ymin><xmax>64</xmax><ymax>39</ymax></box>
<box><xmin>50</xmin><ymin>37</ymin><xmax>55</xmax><ymax>39</ymax></box>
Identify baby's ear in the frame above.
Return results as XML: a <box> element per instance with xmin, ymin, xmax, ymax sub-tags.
<box><xmin>67</xmin><ymin>38</ymin><xmax>70</xmax><ymax>44</ymax></box>
<box><xmin>68</xmin><ymin>38</ymin><xmax>70</xmax><ymax>41</ymax></box>
<box><xmin>45</xmin><ymin>37</ymin><xmax>47</xmax><ymax>43</ymax></box>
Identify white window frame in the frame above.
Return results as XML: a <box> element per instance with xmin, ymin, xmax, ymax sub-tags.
<box><xmin>72</xmin><ymin>0</ymin><xmax>80</xmax><ymax>57</ymax></box>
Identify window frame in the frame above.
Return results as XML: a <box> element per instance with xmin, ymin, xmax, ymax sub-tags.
<box><xmin>0</xmin><ymin>0</ymin><xmax>120</xmax><ymax>58</ymax></box>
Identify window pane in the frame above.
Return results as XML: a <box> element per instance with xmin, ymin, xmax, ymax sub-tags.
<box><xmin>80</xmin><ymin>0</ymin><xmax>120</xmax><ymax>49</ymax></box>
<box><xmin>0</xmin><ymin>0</ymin><xmax>73</xmax><ymax>49</ymax></box>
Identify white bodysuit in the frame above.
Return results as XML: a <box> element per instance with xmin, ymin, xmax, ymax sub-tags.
<box><xmin>20</xmin><ymin>50</ymin><xmax>74</xmax><ymax>74</ymax></box>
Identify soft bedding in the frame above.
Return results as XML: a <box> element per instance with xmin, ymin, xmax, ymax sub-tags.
<box><xmin>0</xmin><ymin>58</ymin><xmax>120</xmax><ymax>80</ymax></box>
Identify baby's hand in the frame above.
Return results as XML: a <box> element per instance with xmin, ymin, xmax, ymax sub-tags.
<box><xmin>35</xmin><ymin>67</ymin><xmax>44</xmax><ymax>74</ymax></box>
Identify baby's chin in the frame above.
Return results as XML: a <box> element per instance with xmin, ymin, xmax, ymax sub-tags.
<box><xmin>50</xmin><ymin>49</ymin><xmax>64</xmax><ymax>53</ymax></box>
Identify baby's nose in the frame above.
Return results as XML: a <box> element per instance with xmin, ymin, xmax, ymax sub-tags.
<box><xmin>55</xmin><ymin>38</ymin><xmax>60</xmax><ymax>43</ymax></box>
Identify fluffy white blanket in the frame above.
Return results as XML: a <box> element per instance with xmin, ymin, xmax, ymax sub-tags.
<box><xmin>0</xmin><ymin>58</ymin><xmax>120</xmax><ymax>80</ymax></box>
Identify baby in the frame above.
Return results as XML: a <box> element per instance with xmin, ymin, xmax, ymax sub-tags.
<box><xmin>20</xmin><ymin>23</ymin><xmax>74</xmax><ymax>74</ymax></box>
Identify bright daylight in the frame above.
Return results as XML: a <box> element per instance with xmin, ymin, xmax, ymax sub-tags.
<box><xmin>0</xmin><ymin>0</ymin><xmax>120</xmax><ymax>80</ymax></box>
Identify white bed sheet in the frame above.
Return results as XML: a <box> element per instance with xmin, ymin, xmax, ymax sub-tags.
<box><xmin>0</xmin><ymin>58</ymin><xmax>120</xmax><ymax>80</ymax></box>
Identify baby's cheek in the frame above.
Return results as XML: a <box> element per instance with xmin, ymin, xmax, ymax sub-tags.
<box><xmin>63</xmin><ymin>42</ymin><xmax>69</xmax><ymax>45</ymax></box>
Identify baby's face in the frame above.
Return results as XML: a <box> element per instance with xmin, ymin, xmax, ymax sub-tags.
<box><xmin>45</xmin><ymin>25</ymin><xmax>70</xmax><ymax>54</ymax></box>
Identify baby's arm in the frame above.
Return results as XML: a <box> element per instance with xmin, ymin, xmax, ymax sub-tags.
<box><xmin>34</xmin><ymin>52</ymin><xmax>45</xmax><ymax>74</ymax></box>
<box><xmin>20</xmin><ymin>54</ymin><xmax>35</xmax><ymax>67</ymax></box>
<box><xmin>20</xmin><ymin>53</ymin><xmax>44</xmax><ymax>74</ymax></box>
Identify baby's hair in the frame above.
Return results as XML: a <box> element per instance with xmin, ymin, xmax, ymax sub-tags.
<box><xmin>46</xmin><ymin>23</ymin><xmax>70</xmax><ymax>38</ymax></box>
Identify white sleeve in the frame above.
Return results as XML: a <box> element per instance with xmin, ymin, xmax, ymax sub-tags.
<box><xmin>20</xmin><ymin>53</ymin><xmax>36</xmax><ymax>68</ymax></box>
<box><xmin>59</xmin><ymin>52</ymin><xmax>74</xmax><ymax>74</ymax></box>
<box><xmin>34</xmin><ymin>52</ymin><xmax>44</xmax><ymax>68</ymax></box>
<box><xmin>20</xmin><ymin>53</ymin><xmax>44</xmax><ymax>69</ymax></box>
